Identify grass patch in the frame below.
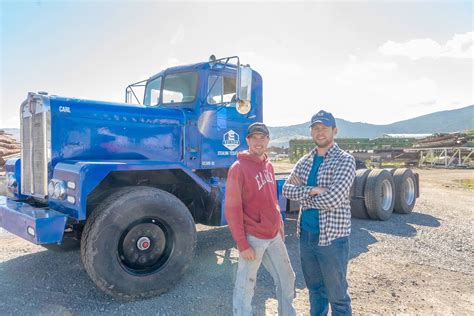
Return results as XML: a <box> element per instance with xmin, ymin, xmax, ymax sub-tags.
<box><xmin>458</xmin><ymin>179</ymin><xmax>474</xmax><ymax>189</ymax></box>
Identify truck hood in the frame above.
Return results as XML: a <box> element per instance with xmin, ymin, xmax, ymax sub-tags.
<box><xmin>48</xmin><ymin>96</ymin><xmax>186</xmax><ymax>164</ymax></box>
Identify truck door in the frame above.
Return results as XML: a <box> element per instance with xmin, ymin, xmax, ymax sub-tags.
<box><xmin>199</xmin><ymin>72</ymin><xmax>254</xmax><ymax>169</ymax></box>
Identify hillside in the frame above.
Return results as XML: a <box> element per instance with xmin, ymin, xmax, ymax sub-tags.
<box><xmin>269</xmin><ymin>105</ymin><xmax>474</xmax><ymax>147</ymax></box>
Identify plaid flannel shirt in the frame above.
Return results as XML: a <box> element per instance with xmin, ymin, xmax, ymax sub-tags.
<box><xmin>282</xmin><ymin>143</ymin><xmax>355</xmax><ymax>246</ymax></box>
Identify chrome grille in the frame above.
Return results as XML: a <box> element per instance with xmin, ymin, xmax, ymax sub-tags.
<box><xmin>21</xmin><ymin>93</ymin><xmax>51</xmax><ymax>199</ymax></box>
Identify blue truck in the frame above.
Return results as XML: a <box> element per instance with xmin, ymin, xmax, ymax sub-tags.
<box><xmin>0</xmin><ymin>55</ymin><xmax>295</xmax><ymax>299</ymax></box>
<box><xmin>0</xmin><ymin>55</ymin><xmax>419</xmax><ymax>299</ymax></box>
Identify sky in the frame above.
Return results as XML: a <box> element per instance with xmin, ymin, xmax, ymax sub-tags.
<box><xmin>1</xmin><ymin>0</ymin><xmax>473</xmax><ymax>128</ymax></box>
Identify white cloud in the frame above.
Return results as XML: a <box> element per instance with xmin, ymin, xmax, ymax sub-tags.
<box><xmin>158</xmin><ymin>57</ymin><xmax>180</xmax><ymax>71</ymax></box>
<box><xmin>1</xmin><ymin>115</ymin><xmax>20</xmax><ymax>128</ymax></box>
<box><xmin>238</xmin><ymin>51</ymin><xmax>306</xmax><ymax>76</ymax></box>
<box><xmin>242</xmin><ymin>53</ymin><xmax>441</xmax><ymax>126</ymax></box>
<box><xmin>236</xmin><ymin>51</ymin><xmax>311</xmax><ymax>126</ymax></box>
<box><xmin>334</xmin><ymin>56</ymin><xmax>398</xmax><ymax>84</ymax></box>
<box><xmin>379</xmin><ymin>32</ymin><xmax>473</xmax><ymax>60</ymax></box>
<box><xmin>170</xmin><ymin>25</ymin><xmax>185</xmax><ymax>46</ymax></box>
<box><xmin>392</xmin><ymin>77</ymin><xmax>439</xmax><ymax>107</ymax></box>
<box><xmin>318</xmin><ymin>56</ymin><xmax>442</xmax><ymax>124</ymax></box>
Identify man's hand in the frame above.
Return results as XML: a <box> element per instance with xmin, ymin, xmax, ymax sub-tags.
<box><xmin>309</xmin><ymin>187</ymin><xmax>327</xmax><ymax>196</ymax></box>
<box><xmin>288</xmin><ymin>174</ymin><xmax>302</xmax><ymax>186</ymax></box>
<box><xmin>240</xmin><ymin>248</ymin><xmax>257</xmax><ymax>261</ymax></box>
<box><xmin>279</xmin><ymin>224</ymin><xmax>285</xmax><ymax>242</ymax></box>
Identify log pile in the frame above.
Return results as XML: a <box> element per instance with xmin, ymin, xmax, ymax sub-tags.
<box><xmin>413</xmin><ymin>132</ymin><xmax>468</xmax><ymax>148</ymax></box>
<box><xmin>0</xmin><ymin>130</ymin><xmax>20</xmax><ymax>173</ymax></box>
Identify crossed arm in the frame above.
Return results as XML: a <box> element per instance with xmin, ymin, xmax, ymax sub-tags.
<box><xmin>283</xmin><ymin>156</ymin><xmax>355</xmax><ymax>210</ymax></box>
<box><xmin>287</xmin><ymin>173</ymin><xmax>327</xmax><ymax>196</ymax></box>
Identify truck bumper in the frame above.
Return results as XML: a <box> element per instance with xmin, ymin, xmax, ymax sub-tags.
<box><xmin>0</xmin><ymin>196</ymin><xmax>67</xmax><ymax>245</ymax></box>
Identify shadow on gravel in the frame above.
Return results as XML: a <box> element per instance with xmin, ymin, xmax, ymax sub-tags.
<box><xmin>349</xmin><ymin>209</ymin><xmax>440</xmax><ymax>260</ymax></box>
<box><xmin>0</xmin><ymin>209</ymin><xmax>440</xmax><ymax>315</ymax></box>
<box><xmin>0</xmin><ymin>247</ymin><xmax>114</xmax><ymax>314</ymax></box>
<box><xmin>191</xmin><ymin>214</ymin><xmax>308</xmax><ymax>316</ymax></box>
<box><xmin>0</xmin><ymin>214</ymin><xmax>304</xmax><ymax>315</ymax></box>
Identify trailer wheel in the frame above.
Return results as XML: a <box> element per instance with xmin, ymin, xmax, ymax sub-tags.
<box><xmin>81</xmin><ymin>186</ymin><xmax>197</xmax><ymax>299</ymax></box>
<box><xmin>350</xmin><ymin>169</ymin><xmax>371</xmax><ymax>219</ymax></box>
<box><xmin>393</xmin><ymin>168</ymin><xmax>417</xmax><ymax>214</ymax></box>
<box><xmin>364</xmin><ymin>169</ymin><xmax>395</xmax><ymax>221</ymax></box>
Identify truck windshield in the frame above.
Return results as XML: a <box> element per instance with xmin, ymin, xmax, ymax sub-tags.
<box><xmin>207</xmin><ymin>75</ymin><xmax>236</xmax><ymax>104</ymax></box>
<box><xmin>144</xmin><ymin>76</ymin><xmax>162</xmax><ymax>106</ymax></box>
<box><xmin>144</xmin><ymin>71</ymin><xmax>198</xmax><ymax>106</ymax></box>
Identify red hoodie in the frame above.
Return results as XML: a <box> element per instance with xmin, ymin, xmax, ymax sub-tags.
<box><xmin>224</xmin><ymin>151</ymin><xmax>282</xmax><ymax>251</ymax></box>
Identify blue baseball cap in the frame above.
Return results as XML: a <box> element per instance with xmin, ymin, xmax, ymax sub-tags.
<box><xmin>310</xmin><ymin>110</ymin><xmax>336</xmax><ymax>127</ymax></box>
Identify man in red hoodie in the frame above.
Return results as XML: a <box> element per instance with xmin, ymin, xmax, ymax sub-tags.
<box><xmin>225</xmin><ymin>122</ymin><xmax>296</xmax><ymax>316</ymax></box>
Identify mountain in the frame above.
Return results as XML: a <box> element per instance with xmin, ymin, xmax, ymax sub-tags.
<box><xmin>268</xmin><ymin>105</ymin><xmax>474</xmax><ymax>147</ymax></box>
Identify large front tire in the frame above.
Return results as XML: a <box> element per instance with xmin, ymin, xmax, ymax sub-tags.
<box><xmin>81</xmin><ymin>186</ymin><xmax>197</xmax><ymax>299</ymax></box>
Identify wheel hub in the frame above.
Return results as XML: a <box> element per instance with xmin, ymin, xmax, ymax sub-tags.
<box><xmin>120</xmin><ymin>222</ymin><xmax>167</xmax><ymax>271</ymax></box>
<box><xmin>137</xmin><ymin>237</ymin><xmax>151</xmax><ymax>251</ymax></box>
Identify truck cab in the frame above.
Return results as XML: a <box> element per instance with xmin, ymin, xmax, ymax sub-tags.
<box><xmin>1</xmin><ymin>56</ymin><xmax>286</xmax><ymax>299</ymax></box>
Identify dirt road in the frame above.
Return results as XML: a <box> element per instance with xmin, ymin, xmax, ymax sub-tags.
<box><xmin>0</xmin><ymin>169</ymin><xmax>473</xmax><ymax>315</ymax></box>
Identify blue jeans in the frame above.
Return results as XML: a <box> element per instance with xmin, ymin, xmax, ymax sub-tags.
<box><xmin>299</xmin><ymin>230</ymin><xmax>352</xmax><ymax>316</ymax></box>
<box><xmin>233</xmin><ymin>234</ymin><xmax>296</xmax><ymax>316</ymax></box>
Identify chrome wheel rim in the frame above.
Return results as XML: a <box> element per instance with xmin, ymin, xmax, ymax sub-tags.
<box><xmin>381</xmin><ymin>179</ymin><xmax>393</xmax><ymax>211</ymax></box>
<box><xmin>404</xmin><ymin>177</ymin><xmax>415</xmax><ymax>205</ymax></box>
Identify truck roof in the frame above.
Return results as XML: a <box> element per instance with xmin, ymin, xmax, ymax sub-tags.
<box><xmin>148</xmin><ymin>61</ymin><xmax>262</xmax><ymax>82</ymax></box>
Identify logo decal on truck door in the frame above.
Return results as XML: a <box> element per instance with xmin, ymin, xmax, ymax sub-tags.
<box><xmin>223</xmin><ymin>130</ymin><xmax>240</xmax><ymax>150</ymax></box>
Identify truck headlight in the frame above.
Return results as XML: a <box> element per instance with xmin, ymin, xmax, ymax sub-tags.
<box><xmin>48</xmin><ymin>180</ymin><xmax>56</xmax><ymax>197</ymax></box>
<box><xmin>7</xmin><ymin>173</ymin><xmax>17</xmax><ymax>188</ymax></box>
<box><xmin>67</xmin><ymin>181</ymin><xmax>76</xmax><ymax>190</ymax></box>
<box><xmin>7</xmin><ymin>173</ymin><xmax>18</xmax><ymax>194</ymax></box>
<box><xmin>54</xmin><ymin>181</ymin><xmax>67</xmax><ymax>200</ymax></box>
<box><xmin>67</xmin><ymin>196</ymin><xmax>76</xmax><ymax>204</ymax></box>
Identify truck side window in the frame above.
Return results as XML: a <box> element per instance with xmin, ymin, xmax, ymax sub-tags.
<box><xmin>144</xmin><ymin>76</ymin><xmax>162</xmax><ymax>106</ymax></box>
<box><xmin>207</xmin><ymin>75</ymin><xmax>236</xmax><ymax>105</ymax></box>
<box><xmin>162</xmin><ymin>72</ymin><xmax>198</xmax><ymax>105</ymax></box>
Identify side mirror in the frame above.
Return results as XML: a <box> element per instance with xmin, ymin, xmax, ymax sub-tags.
<box><xmin>236</xmin><ymin>65</ymin><xmax>252</xmax><ymax>114</ymax></box>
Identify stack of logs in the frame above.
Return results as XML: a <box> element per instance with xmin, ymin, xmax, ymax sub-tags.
<box><xmin>0</xmin><ymin>130</ymin><xmax>20</xmax><ymax>173</ymax></box>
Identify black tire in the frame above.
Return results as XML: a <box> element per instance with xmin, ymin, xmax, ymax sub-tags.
<box><xmin>392</xmin><ymin>168</ymin><xmax>417</xmax><ymax>214</ymax></box>
<box><xmin>81</xmin><ymin>186</ymin><xmax>197</xmax><ymax>300</ymax></box>
<box><xmin>364</xmin><ymin>169</ymin><xmax>395</xmax><ymax>221</ymax></box>
<box><xmin>350</xmin><ymin>169</ymin><xmax>371</xmax><ymax>219</ymax></box>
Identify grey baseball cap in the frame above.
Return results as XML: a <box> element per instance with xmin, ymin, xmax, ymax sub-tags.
<box><xmin>247</xmin><ymin>122</ymin><xmax>269</xmax><ymax>137</ymax></box>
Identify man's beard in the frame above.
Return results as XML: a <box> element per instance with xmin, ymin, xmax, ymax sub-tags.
<box><xmin>250</xmin><ymin>147</ymin><xmax>266</xmax><ymax>156</ymax></box>
<box><xmin>315</xmin><ymin>139</ymin><xmax>332</xmax><ymax>148</ymax></box>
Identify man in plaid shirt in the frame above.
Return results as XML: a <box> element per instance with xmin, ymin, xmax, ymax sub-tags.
<box><xmin>283</xmin><ymin>110</ymin><xmax>355</xmax><ymax>316</ymax></box>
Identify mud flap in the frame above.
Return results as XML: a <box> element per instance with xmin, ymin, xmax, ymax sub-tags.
<box><xmin>414</xmin><ymin>172</ymin><xmax>420</xmax><ymax>198</ymax></box>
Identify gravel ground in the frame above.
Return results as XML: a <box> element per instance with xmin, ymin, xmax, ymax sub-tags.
<box><xmin>0</xmin><ymin>169</ymin><xmax>473</xmax><ymax>315</ymax></box>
